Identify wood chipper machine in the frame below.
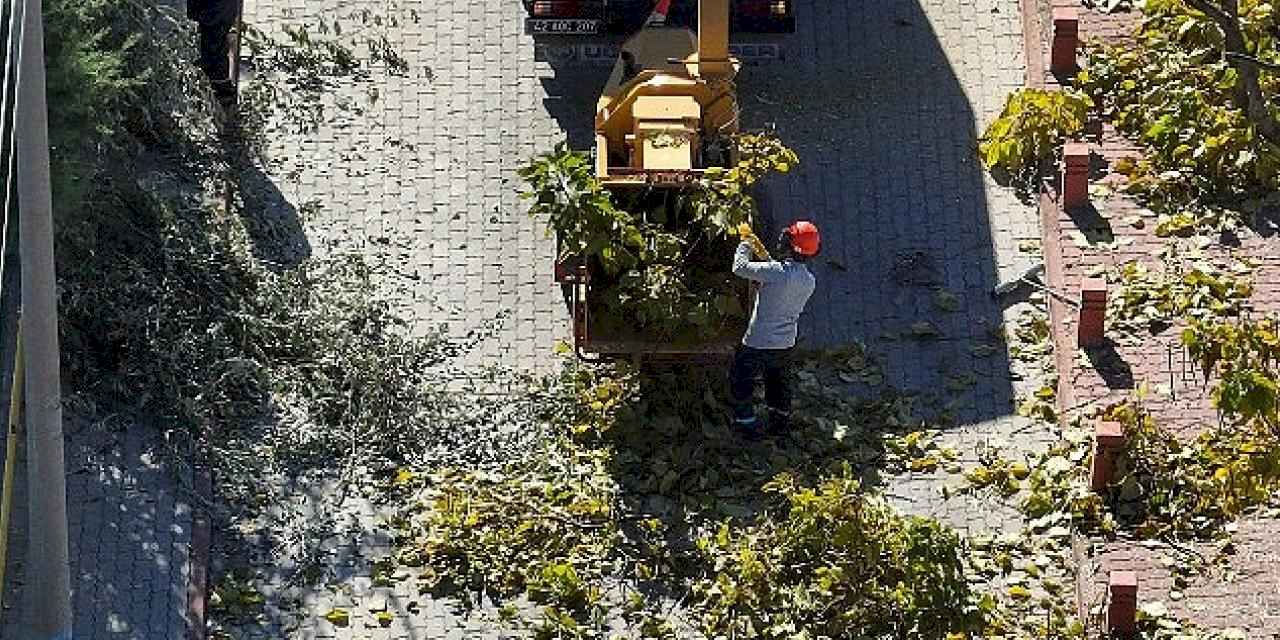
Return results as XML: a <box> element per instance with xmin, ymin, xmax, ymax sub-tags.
<box><xmin>555</xmin><ymin>0</ymin><xmax>755</xmax><ymax>361</ymax></box>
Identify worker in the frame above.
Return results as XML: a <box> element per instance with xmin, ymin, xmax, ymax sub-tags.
<box><xmin>187</xmin><ymin>0</ymin><xmax>241</xmax><ymax>107</ymax></box>
<box><xmin>620</xmin><ymin>50</ymin><xmax>642</xmax><ymax>83</ymax></box>
<box><xmin>730</xmin><ymin>220</ymin><xmax>819</xmax><ymax>439</ymax></box>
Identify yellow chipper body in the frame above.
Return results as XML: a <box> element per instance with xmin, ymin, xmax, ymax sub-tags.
<box><xmin>593</xmin><ymin>0</ymin><xmax>741</xmax><ymax>185</ymax></box>
<box><xmin>561</xmin><ymin>0</ymin><xmax>750</xmax><ymax>361</ymax></box>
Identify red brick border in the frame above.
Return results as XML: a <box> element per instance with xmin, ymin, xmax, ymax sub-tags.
<box><xmin>1024</xmin><ymin>0</ymin><xmax>1280</xmax><ymax>634</ymax></box>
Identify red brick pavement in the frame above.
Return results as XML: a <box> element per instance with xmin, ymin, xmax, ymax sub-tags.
<box><xmin>1025</xmin><ymin>1</ymin><xmax>1280</xmax><ymax>635</ymax></box>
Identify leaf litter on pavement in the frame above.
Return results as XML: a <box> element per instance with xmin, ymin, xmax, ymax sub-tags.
<box><xmin>362</xmin><ymin>298</ymin><xmax>1125</xmax><ymax>638</ymax></box>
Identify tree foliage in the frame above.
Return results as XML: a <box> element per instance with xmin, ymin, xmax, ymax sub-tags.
<box><xmin>1078</xmin><ymin>0</ymin><xmax>1280</xmax><ymax>230</ymax></box>
<box><xmin>978</xmin><ymin>88</ymin><xmax>1091</xmax><ymax>185</ymax></box>
<box><xmin>39</xmin><ymin>2</ymin><xmax>544</xmax><ymax>577</ymax></box>
<box><xmin>1104</xmin><ymin>398</ymin><xmax>1280</xmax><ymax>538</ymax></box>
<box><xmin>520</xmin><ymin>134</ymin><xmax>797</xmax><ymax>342</ymax></box>
<box><xmin>692</xmin><ymin>468</ymin><xmax>982</xmax><ymax>639</ymax></box>
<box><xmin>1107</xmin><ymin>247</ymin><xmax>1254</xmax><ymax>336</ymax></box>
<box><xmin>1184</xmin><ymin>315</ymin><xmax>1280</xmax><ymax>432</ymax></box>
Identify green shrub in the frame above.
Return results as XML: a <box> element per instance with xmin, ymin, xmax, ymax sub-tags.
<box><xmin>978</xmin><ymin>88</ymin><xmax>1091</xmax><ymax>180</ymax></box>
<box><xmin>691</xmin><ymin>468</ymin><xmax>983</xmax><ymax>639</ymax></box>
<box><xmin>1076</xmin><ymin>0</ymin><xmax>1280</xmax><ymax>230</ymax></box>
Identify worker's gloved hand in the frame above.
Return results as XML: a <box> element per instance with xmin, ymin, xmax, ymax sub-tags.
<box><xmin>736</xmin><ymin>222</ymin><xmax>771</xmax><ymax>260</ymax></box>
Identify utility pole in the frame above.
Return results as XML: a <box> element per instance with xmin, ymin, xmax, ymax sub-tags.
<box><xmin>14</xmin><ymin>0</ymin><xmax>72</xmax><ymax>635</ymax></box>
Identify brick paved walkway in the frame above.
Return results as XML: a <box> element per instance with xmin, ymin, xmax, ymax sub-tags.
<box><xmin>1032</xmin><ymin>2</ymin><xmax>1280</xmax><ymax>635</ymax></box>
<box><xmin>217</xmin><ymin>0</ymin><xmax>1067</xmax><ymax>637</ymax></box>
<box><xmin>240</xmin><ymin>0</ymin><xmax>570</xmax><ymax>370</ymax></box>
<box><xmin>739</xmin><ymin>0</ymin><xmax>1057</xmax><ymax>535</ymax></box>
<box><xmin>0</xmin><ymin>415</ymin><xmax>194</xmax><ymax>639</ymax></box>
<box><xmin>745</xmin><ymin>0</ymin><xmax>1037</xmax><ymax>425</ymax></box>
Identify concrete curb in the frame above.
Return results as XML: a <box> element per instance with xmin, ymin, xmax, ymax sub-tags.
<box><xmin>1018</xmin><ymin>0</ymin><xmax>1096</xmax><ymax>630</ymax></box>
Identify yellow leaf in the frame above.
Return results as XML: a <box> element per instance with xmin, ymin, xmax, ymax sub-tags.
<box><xmin>375</xmin><ymin>611</ymin><xmax>394</xmax><ymax>627</ymax></box>
<box><xmin>909</xmin><ymin>456</ymin><xmax>940</xmax><ymax>472</ymax></box>
<box><xmin>324</xmin><ymin>608</ymin><xmax>351</xmax><ymax>627</ymax></box>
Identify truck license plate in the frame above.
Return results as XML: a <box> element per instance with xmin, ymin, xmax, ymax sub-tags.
<box><xmin>527</xmin><ymin>18</ymin><xmax>602</xmax><ymax>34</ymax></box>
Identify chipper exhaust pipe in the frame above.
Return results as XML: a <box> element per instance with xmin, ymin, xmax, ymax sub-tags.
<box><xmin>697</xmin><ymin>0</ymin><xmax>732</xmax><ymax>76</ymax></box>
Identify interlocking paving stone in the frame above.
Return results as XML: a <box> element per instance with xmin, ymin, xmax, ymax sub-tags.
<box><xmin>220</xmin><ymin>0</ymin><xmax>1053</xmax><ymax>637</ymax></box>
<box><xmin>0</xmin><ymin>418</ymin><xmax>193</xmax><ymax>639</ymax></box>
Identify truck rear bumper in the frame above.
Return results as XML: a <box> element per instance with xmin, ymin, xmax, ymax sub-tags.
<box><xmin>523</xmin><ymin>1</ymin><xmax>795</xmax><ymax>35</ymax></box>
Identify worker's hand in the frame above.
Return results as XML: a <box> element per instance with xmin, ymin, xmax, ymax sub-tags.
<box><xmin>736</xmin><ymin>222</ymin><xmax>771</xmax><ymax>260</ymax></box>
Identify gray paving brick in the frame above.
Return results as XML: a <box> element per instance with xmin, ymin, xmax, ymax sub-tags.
<box><xmin>208</xmin><ymin>0</ymin><xmax>1058</xmax><ymax>636</ymax></box>
<box><xmin>1</xmin><ymin>418</ymin><xmax>192</xmax><ymax>639</ymax></box>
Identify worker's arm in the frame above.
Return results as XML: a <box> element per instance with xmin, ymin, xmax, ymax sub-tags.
<box><xmin>733</xmin><ymin>242</ymin><xmax>787</xmax><ymax>283</ymax></box>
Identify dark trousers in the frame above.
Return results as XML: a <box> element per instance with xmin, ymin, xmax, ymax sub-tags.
<box><xmin>197</xmin><ymin>19</ymin><xmax>235</xmax><ymax>83</ymax></box>
<box><xmin>729</xmin><ymin>346</ymin><xmax>793</xmax><ymax>430</ymax></box>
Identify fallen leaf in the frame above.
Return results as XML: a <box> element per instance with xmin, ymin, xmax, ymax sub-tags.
<box><xmin>324</xmin><ymin>609</ymin><xmax>351</xmax><ymax>627</ymax></box>
<box><xmin>969</xmin><ymin>343</ymin><xmax>999</xmax><ymax>358</ymax></box>
<box><xmin>933</xmin><ymin>290</ymin><xmax>962</xmax><ymax>312</ymax></box>
<box><xmin>909</xmin><ymin>321</ymin><xmax>942</xmax><ymax>338</ymax></box>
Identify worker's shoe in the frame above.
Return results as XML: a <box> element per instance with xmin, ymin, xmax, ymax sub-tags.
<box><xmin>211</xmin><ymin>79</ymin><xmax>238</xmax><ymax>110</ymax></box>
<box><xmin>765</xmin><ymin>407</ymin><xmax>791</xmax><ymax>437</ymax></box>
<box><xmin>732</xmin><ymin>404</ymin><xmax>763</xmax><ymax>441</ymax></box>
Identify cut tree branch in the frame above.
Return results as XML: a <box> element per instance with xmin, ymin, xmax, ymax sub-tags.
<box><xmin>1225</xmin><ymin>52</ymin><xmax>1280</xmax><ymax>73</ymax></box>
<box><xmin>1184</xmin><ymin>0</ymin><xmax>1280</xmax><ymax>146</ymax></box>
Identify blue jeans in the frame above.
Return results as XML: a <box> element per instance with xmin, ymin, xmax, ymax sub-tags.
<box><xmin>729</xmin><ymin>346</ymin><xmax>793</xmax><ymax>432</ymax></box>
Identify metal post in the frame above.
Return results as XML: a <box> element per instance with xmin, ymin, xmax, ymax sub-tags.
<box><xmin>14</xmin><ymin>0</ymin><xmax>72</xmax><ymax>636</ymax></box>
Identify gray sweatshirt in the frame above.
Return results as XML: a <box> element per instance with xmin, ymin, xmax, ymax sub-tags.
<box><xmin>732</xmin><ymin>242</ymin><xmax>816</xmax><ymax>350</ymax></box>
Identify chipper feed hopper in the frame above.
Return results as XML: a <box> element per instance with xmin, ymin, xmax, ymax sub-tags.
<box><xmin>592</xmin><ymin>0</ymin><xmax>740</xmax><ymax>187</ymax></box>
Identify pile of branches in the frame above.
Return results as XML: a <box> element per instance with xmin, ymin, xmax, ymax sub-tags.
<box><xmin>519</xmin><ymin>134</ymin><xmax>797</xmax><ymax>343</ymax></box>
<box><xmin>46</xmin><ymin>0</ymin><xmax>548</xmax><ymax>560</ymax></box>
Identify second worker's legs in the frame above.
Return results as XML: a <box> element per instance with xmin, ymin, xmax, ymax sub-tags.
<box><xmin>763</xmin><ymin>348</ymin><xmax>793</xmax><ymax>434</ymax></box>
<box><xmin>729</xmin><ymin>346</ymin><xmax>763</xmax><ymax>438</ymax></box>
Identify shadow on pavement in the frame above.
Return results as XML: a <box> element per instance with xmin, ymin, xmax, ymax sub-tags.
<box><xmin>233</xmin><ymin>159</ymin><xmax>313</xmax><ymax>270</ymax></box>
<box><xmin>536</xmin><ymin>37</ymin><xmax>618</xmax><ymax>151</ymax></box>
<box><xmin>222</xmin><ymin>128</ymin><xmax>313</xmax><ymax>271</ymax></box>
<box><xmin>527</xmin><ymin>0</ymin><xmax>1022</xmax><ymax>427</ymax></box>
<box><xmin>1085</xmin><ymin>340</ymin><xmax>1135</xmax><ymax>390</ymax></box>
<box><xmin>0</xmin><ymin>414</ymin><xmax>193</xmax><ymax>639</ymax></box>
<box><xmin>588</xmin><ymin>356</ymin><xmax>915</xmax><ymax>537</ymax></box>
<box><xmin>741</xmin><ymin>0</ymin><xmax>1019</xmax><ymax>426</ymax></box>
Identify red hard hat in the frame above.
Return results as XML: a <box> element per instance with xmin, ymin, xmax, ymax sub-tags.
<box><xmin>787</xmin><ymin>220</ymin><xmax>820</xmax><ymax>256</ymax></box>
